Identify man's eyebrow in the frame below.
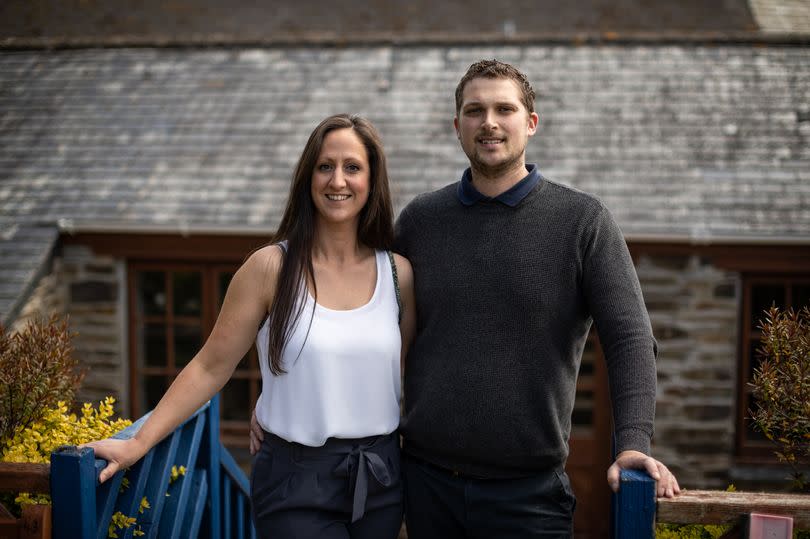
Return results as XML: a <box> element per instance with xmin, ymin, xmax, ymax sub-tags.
<box><xmin>462</xmin><ymin>99</ymin><xmax>518</xmax><ymax>109</ymax></box>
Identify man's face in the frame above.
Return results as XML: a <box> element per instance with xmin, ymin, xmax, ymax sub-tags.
<box><xmin>454</xmin><ymin>77</ymin><xmax>538</xmax><ymax>179</ymax></box>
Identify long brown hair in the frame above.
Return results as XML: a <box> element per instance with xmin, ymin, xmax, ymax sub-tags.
<box><xmin>266</xmin><ymin>114</ymin><xmax>394</xmax><ymax>374</ymax></box>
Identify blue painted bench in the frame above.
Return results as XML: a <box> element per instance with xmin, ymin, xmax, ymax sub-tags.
<box><xmin>49</xmin><ymin>394</ymin><xmax>256</xmax><ymax>539</ymax></box>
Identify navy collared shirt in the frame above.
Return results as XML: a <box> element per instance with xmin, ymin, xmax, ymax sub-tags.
<box><xmin>456</xmin><ymin>164</ymin><xmax>541</xmax><ymax>207</ymax></box>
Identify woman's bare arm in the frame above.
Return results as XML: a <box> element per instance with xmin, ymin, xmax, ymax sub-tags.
<box><xmin>84</xmin><ymin>245</ymin><xmax>282</xmax><ymax>482</ymax></box>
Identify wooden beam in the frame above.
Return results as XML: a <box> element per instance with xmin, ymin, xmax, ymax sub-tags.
<box><xmin>0</xmin><ymin>505</ymin><xmax>52</xmax><ymax>539</ymax></box>
<box><xmin>61</xmin><ymin>233</ymin><xmax>267</xmax><ymax>261</ymax></box>
<box><xmin>20</xmin><ymin>505</ymin><xmax>51</xmax><ymax>539</ymax></box>
<box><xmin>0</xmin><ymin>520</ymin><xmax>21</xmax><ymax>539</ymax></box>
<box><xmin>0</xmin><ymin>463</ymin><xmax>50</xmax><ymax>494</ymax></box>
<box><xmin>657</xmin><ymin>490</ymin><xmax>810</xmax><ymax>528</ymax></box>
<box><xmin>627</xmin><ymin>242</ymin><xmax>810</xmax><ymax>272</ymax></box>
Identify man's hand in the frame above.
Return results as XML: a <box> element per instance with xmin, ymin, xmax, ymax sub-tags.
<box><xmin>607</xmin><ymin>450</ymin><xmax>680</xmax><ymax>498</ymax></box>
<box><xmin>249</xmin><ymin>408</ymin><xmax>264</xmax><ymax>455</ymax></box>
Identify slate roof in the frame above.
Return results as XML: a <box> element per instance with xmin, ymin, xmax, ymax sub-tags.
<box><xmin>1</xmin><ymin>0</ymin><xmax>760</xmax><ymax>46</ymax></box>
<box><xmin>1</xmin><ymin>44</ymin><xmax>810</xmax><ymax>323</ymax></box>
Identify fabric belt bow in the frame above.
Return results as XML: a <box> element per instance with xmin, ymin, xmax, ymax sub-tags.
<box><xmin>333</xmin><ymin>445</ymin><xmax>393</xmax><ymax>522</ymax></box>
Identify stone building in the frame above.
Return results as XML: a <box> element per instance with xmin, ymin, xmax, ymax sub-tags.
<box><xmin>1</xmin><ymin>1</ymin><xmax>809</xmax><ymax>536</ymax></box>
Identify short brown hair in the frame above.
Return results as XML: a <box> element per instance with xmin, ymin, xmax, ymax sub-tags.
<box><xmin>455</xmin><ymin>59</ymin><xmax>536</xmax><ymax>115</ymax></box>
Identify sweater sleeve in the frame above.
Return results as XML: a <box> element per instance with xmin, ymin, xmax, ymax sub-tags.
<box><xmin>394</xmin><ymin>198</ymin><xmax>418</xmax><ymax>258</ymax></box>
<box><xmin>582</xmin><ymin>204</ymin><xmax>657</xmax><ymax>456</ymax></box>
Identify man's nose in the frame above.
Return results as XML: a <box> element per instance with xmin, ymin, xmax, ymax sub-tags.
<box><xmin>482</xmin><ymin>110</ymin><xmax>497</xmax><ymax>129</ymax></box>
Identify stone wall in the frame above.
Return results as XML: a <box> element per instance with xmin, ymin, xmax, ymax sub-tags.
<box><xmin>13</xmin><ymin>244</ymin><xmax>127</xmax><ymax>412</ymax></box>
<box><xmin>638</xmin><ymin>253</ymin><xmax>740</xmax><ymax>489</ymax></box>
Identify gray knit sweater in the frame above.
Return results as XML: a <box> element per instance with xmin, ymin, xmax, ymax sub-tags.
<box><xmin>394</xmin><ymin>174</ymin><xmax>657</xmax><ymax>477</ymax></box>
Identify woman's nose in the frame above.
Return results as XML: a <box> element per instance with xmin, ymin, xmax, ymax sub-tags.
<box><xmin>330</xmin><ymin>168</ymin><xmax>347</xmax><ymax>187</ymax></box>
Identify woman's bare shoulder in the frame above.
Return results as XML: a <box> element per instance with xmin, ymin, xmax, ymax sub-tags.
<box><xmin>235</xmin><ymin>244</ymin><xmax>285</xmax><ymax>298</ymax></box>
<box><xmin>391</xmin><ymin>252</ymin><xmax>413</xmax><ymax>284</ymax></box>
<box><xmin>245</xmin><ymin>244</ymin><xmax>283</xmax><ymax>273</ymax></box>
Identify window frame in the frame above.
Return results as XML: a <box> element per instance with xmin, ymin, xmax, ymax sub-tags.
<box><xmin>61</xmin><ymin>232</ymin><xmax>268</xmax><ymax>449</ymax></box>
<box><xmin>127</xmin><ymin>260</ymin><xmax>263</xmax><ymax>448</ymax></box>
<box><xmin>735</xmin><ymin>274</ymin><xmax>810</xmax><ymax>462</ymax></box>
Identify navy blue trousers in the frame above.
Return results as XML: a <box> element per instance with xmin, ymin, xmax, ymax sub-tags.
<box><xmin>250</xmin><ymin>431</ymin><xmax>403</xmax><ymax>539</ymax></box>
<box><xmin>402</xmin><ymin>454</ymin><xmax>576</xmax><ymax>539</ymax></box>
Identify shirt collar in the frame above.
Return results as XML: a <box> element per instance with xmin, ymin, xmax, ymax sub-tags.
<box><xmin>457</xmin><ymin>164</ymin><xmax>540</xmax><ymax>207</ymax></box>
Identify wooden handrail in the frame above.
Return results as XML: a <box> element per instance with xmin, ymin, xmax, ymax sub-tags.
<box><xmin>658</xmin><ymin>489</ymin><xmax>810</xmax><ymax>528</ymax></box>
<box><xmin>0</xmin><ymin>463</ymin><xmax>50</xmax><ymax>494</ymax></box>
<box><xmin>612</xmin><ymin>470</ymin><xmax>810</xmax><ymax>538</ymax></box>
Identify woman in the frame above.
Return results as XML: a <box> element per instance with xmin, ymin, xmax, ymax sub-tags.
<box><xmin>85</xmin><ymin>114</ymin><xmax>416</xmax><ymax>539</ymax></box>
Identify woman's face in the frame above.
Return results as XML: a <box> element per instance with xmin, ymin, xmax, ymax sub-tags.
<box><xmin>310</xmin><ymin>128</ymin><xmax>371</xmax><ymax>228</ymax></box>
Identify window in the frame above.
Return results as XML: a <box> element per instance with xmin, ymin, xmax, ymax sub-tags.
<box><xmin>737</xmin><ymin>275</ymin><xmax>810</xmax><ymax>459</ymax></box>
<box><xmin>129</xmin><ymin>262</ymin><xmax>261</xmax><ymax>448</ymax></box>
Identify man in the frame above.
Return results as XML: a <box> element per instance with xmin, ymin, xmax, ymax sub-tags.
<box><xmin>253</xmin><ymin>59</ymin><xmax>679</xmax><ymax>538</ymax></box>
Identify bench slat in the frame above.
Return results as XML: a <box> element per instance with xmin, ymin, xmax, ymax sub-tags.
<box><xmin>657</xmin><ymin>490</ymin><xmax>810</xmax><ymax>528</ymax></box>
<box><xmin>0</xmin><ymin>463</ymin><xmax>50</xmax><ymax>494</ymax></box>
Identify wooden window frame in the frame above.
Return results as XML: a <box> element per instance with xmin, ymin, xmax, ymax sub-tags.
<box><xmin>736</xmin><ymin>274</ymin><xmax>810</xmax><ymax>462</ymax></box>
<box><xmin>64</xmin><ymin>233</ymin><xmax>268</xmax><ymax>448</ymax></box>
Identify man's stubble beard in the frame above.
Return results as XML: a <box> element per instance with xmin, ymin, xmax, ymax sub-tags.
<box><xmin>467</xmin><ymin>147</ymin><xmax>525</xmax><ymax>183</ymax></box>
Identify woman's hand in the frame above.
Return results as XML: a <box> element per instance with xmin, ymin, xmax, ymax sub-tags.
<box><xmin>249</xmin><ymin>408</ymin><xmax>264</xmax><ymax>455</ymax></box>
<box><xmin>80</xmin><ymin>438</ymin><xmax>147</xmax><ymax>483</ymax></box>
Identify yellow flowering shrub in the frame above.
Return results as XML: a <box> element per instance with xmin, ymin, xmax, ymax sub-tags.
<box><xmin>2</xmin><ymin>397</ymin><xmax>190</xmax><ymax>538</ymax></box>
<box><xmin>2</xmin><ymin>397</ymin><xmax>131</xmax><ymax>465</ymax></box>
<box><xmin>1</xmin><ymin>397</ymin><xmax>131</xmax><ymax>535</ymax></box>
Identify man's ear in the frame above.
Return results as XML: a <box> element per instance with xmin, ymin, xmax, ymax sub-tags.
<box><xmin>453</xmin><ymin>116</ymin><xmax>460</xmax><ymax>139</ymax></box>
<box><xmin>527</xmin><ymin>111</ymin><xmax>539</xmax><ymax>136</ymax></box>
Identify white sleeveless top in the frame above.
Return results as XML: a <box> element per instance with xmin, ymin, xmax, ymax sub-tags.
<box><xmin>254</xmin><ymin>249</ymin><xmax>402</xmax><ymax>446</ymax></box>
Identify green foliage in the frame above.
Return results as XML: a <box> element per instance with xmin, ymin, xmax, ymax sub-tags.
<box><xmin>655</xmin><ymin>523</ymin><xmax>730</xmax><ymax>538</ymax></box>
<box><xmin>749</xmin><ymin>306</ymin><xmax>810</xmax><ymax>492</ymax></box>
<box><xmin>0</xmin><ymin>315</ymin><xmax>85</xmax><ymax>443</ymax></box>
<box><xmin>656</xmin><ymin>523</ymin><xmax>809</xmax><ymax>538</ymax></box>
<box><xmin>655</xmin><ymin>489</ymin><xmax>736</xmax><ymax>537</ymax></box>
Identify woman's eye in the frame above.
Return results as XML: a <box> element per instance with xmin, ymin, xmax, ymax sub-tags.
<box><xmin>346</xmin><ymin>164</ymin><xmax>361</xmax><ymax>172</ymax></box>
<box><xmin>317</xmin><ymin>164</ymin><xmax>332</xmax><ymax>171</ymax></box>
